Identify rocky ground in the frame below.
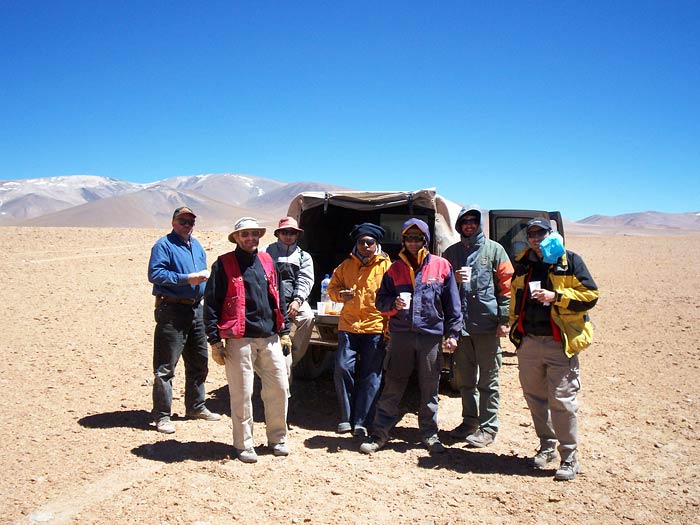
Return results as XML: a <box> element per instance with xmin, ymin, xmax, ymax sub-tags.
<box><xmin>2</xmin><ymin>227</ymin><xmax>698</xmax><ymax>524</ymax></box>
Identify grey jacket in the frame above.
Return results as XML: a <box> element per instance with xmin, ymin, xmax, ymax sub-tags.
<box><xmin>265</xmin><ymin>240</ymin><xmax>315</xmax><ymax>304</ymax></box>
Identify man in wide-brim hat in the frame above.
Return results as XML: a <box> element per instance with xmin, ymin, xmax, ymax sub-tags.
<box><xmin>265</xmin><ymin>216</ymin><xmax>315</xmax><ymax>385</ymax></box>
<box><xmin>204</xmin><ymin>216</ymin><xmax>292</xmax><ymax>463</ymax></box>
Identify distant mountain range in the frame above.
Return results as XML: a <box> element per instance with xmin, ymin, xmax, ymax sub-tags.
<box><xmin>1</xmin><ymin>174</ymin><xmax>698</xmax><ymax>234</ymax></box>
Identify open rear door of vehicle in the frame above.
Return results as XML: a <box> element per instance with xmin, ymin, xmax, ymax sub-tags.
<box><xmin>488</xmin><ymin>210</ymin><xmax>564</xmax><ymax>262</ymax></box>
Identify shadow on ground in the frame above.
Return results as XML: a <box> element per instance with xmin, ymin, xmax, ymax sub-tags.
<box><xmin>131</xmin><ymin>440</ymin><xmax>232</xmax><ymax>463</ymax></box>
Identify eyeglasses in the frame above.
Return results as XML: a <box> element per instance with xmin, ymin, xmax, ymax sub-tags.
<box><xmin>279</xmin><ymin>229</ymin><xmax>298</xmax><ymax>236</ymax></box>
<box><xmin>240</xmin><ymin>230</ymin><xmax>261</xmax><ymax>238</ymax></box>
<box><xmin>357</xmin><ymin>238</ymin><xmax>377</xmax><ymax>246</ymax></box>
<box><xmin>527</xmin><ymin>229</ymin><xmax>549</xmax><ymax>239</ymax></box>
<box><xmin>460</xmin><ymin>218</ymin><xmax>479</xmax><ymax>225</ymax></box>
<box><xmin>177</xmin><ymin>218</ymin><xmax>195</xmax><ymax>226</ymax></box>
<box><xmin>403</xmin><ymin>236</ymin><xmax>425</xmax><ymax>243</ymax></box>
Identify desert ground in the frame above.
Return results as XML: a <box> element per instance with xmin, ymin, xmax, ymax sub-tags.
<box><xmin>2</xmin><ymin>226</ymin><xmax>699</xmax><ymax>524</ymax></box>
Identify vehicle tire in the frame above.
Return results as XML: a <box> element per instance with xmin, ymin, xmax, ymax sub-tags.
<box><xmin>293</xmin><ymin>343</ymin><xmax>334</xmax><ymax>380</ymax></box>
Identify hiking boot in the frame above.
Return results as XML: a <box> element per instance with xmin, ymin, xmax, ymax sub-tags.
<box><xmin>465</xmin><ymin>428</ymin><xmax>496</xmax><ymax>448</ymax></box>
<box><xmin>156</xmin><ymin>417</ymin><xmax>175</xmax><ymax>434</ymax></box>
<box><xmin>554</xmin><ymin>458</ymin><xmax>580</xmax><ymax>481</ymax></box>
<box><xmin>353</xmin><ymin>425</ymin><xmax>368</xmax><ymax>438</ymax></box>
<box><xmin>186</xmin><ymin>407</ymin><xmax>222</xmax><ymax>421</ymax></box>
<box><xmin>337</xmin><ymin>422</ymin><xmax>352</xmax><ymax>434</ymax></box>
<box><xmin>423</xmin><ymin>435</ymin><xmax>446</xmax><ymax>454</ymax></box>
<box><xmin>449</xmin><ymin>420</ymin><xmax>479</xmax><ymax>440</ymax></box>
<box><xmin>236</xmin><ymin>447</ymin><xmax>258</xmax><ymax>463</ymax></box>
<box><xmin>270</xmin><ymin>442</ymin><xmax>289</xmax><ymax>457</ymax></box>
<box><xmin>530</xmin><ymin>447</ymin><xmax>557</xmax><ymax>468</ymax></box>
<box><xmin>359</xmin><ymin>436</ymin><xmax>386</xmax><ymax>454</ymax></box>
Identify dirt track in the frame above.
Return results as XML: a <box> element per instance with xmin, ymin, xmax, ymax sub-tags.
<box><xmin>2</xmin><ymin>227</ymin><xmax>699</xmax><ymax>524</ymax></box>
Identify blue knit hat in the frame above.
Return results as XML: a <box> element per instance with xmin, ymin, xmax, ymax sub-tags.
<box><xmin>350</xmin><ymin>222</ymin><xmax>385</xmax><ymax>241</ymax></box>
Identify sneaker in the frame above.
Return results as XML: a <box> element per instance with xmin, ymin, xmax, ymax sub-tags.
<box><xmin>423</xmin><ymin>435</ymin><xmax>446</xmax><ymax>454</ymax></box>
<box><xmin>236</xmin><ymin>447</ymin><xmax>258</xmax><ymax>463</ymax></box>
<box><xmin>270</xmin><ymin>442</ymin><xmax>289</xmax><ymax>457</ymax></box>
<box><xmin>353</xmin><ymin>425</ymin><xmax>368</xmax><ymax>438</ymax></box>
<box><xmin>156</xmin><ymin>417</ymin><xmax>175</xmax><ymax>434</ymax></box>
<box><xmin>359</xmin><ymin>436</ymin><xmax>386</xmax><ymax>454</ymax></box>
<box><xmin>465</xmin><ymin>428</ymin><xmax>496</xmax><ymax>448</ymax></box>
<box><xmin>530</xmin><ymin>448</ymin><xmax>558</xmax><ymax>468</ymax></box>
<box><xmin>337</xmin><ymin>422</ymin><xmax>352</xmax><ymax>434</ymax></box>
<box><xmin>449</xmin><ymin>420</ymin><xmax>479</xmax><ymax>440</ymax></box>
<box><xmin>554</xmin><ymin>458</ymin><xmax>580</xmax><ymax>481</ymax></box>
<box><xmin>186</xmin><ymin>407</ymin><xmax>222</xmax><ymax>421</ymax></box>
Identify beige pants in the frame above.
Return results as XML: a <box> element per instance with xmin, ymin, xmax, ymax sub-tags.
<box><xmin>224</xmin><ymin>335</ymin><xmax>289</xmax><ymax>451</ymax></box>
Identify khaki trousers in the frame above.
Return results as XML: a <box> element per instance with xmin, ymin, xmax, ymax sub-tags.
<box><xmin>517</xmin><ymin>335</ymin><xmax>580</xmax><ymax>462</ymax></box>
<box><xmin>224</xmin><ymin>335</ymin><xmax>289</xmax><ymax>451</ymax></box>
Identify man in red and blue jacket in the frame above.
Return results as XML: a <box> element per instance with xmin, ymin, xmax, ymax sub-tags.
<box><xmin>360</xmin><ymin>218</ymin><xmax>462</xmax><ymax>455</ymax></box>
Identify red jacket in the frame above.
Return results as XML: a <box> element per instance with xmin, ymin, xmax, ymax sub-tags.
<box><xmin>217</xmin><ymin>251</ymin><xmax>285</xmax><ymax>339</ymax></box>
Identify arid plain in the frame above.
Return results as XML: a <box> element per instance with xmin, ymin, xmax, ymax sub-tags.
<box><xmin>2</xmin><ymin>227</ymin><xmax>699</xmax><ymax>524</ymax></box>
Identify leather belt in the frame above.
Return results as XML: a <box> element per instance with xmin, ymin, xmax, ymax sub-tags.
<box><xmin>156</xmin><ymin>295</ymin><xmax>202</xmax><ymax>306</ymax></box>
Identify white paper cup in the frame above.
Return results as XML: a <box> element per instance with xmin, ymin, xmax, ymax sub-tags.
<box><xmin>399</xmin><ymin>292</ymin><xmax>412</xmax><ymax>309</ymax></box>
<box><xmin>317</xmin><ymin>301</ymin><xmax>327</xmax><ymax>315</ymax></box>
<box><xmin>460</xmin><ymin>266</ymin><xmax>472</xmax><ymax>281</ymax></box>
<box><xmin>528</xmin><ymin>280</ymin><xmax>541</xmax><ymax>293</ymax></box>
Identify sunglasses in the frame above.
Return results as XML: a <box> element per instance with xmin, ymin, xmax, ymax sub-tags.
<box><xmin>279</xmin><ymin>229</ymin><xmax>298</xmax><ymax>236</ymax></box>
<box><xmin>403</xmin><ymin>236</ymin><xmax>425</xmax><ymax>243</ymax></box>
<box><xmin>240</xmin><ymin>230</ymin><xmax>261</xmax><ymax>238</ymax></box>
<box><xmin>357</xmin><ymin>238</ymin><xmax>377</xmax><ymax>246</ymax></box>
<box><xmin>460</xmin><ymin>218</ymin><xmax>479</xmax><ymax>225</ymax></box>
<box><xmin>177</xmin><ymin>218</ymin><xmax>195</xmax><ymax>226</ymax></box>
<box><xmin>527</xmin><ymin>229</ymin><xmax>549</xmax><ymax>239</ymax></box>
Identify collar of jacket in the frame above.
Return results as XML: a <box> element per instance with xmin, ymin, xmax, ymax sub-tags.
<box><xmin>275</xmin><ymin>239</ymin><xmax>297</xmax><ymax>256</ymax></box>
<box><xmin>399</xmin><ymin>245</ymin><xmax>429</xmax><ymax>267</ymax></box>
<box><xmin>351</xmin><ymin>244</ymin><xmax>383</xmax><ymax>265</ymax></box>
<box><xmin>460</xmin><ymin>228</ymin><xmax>484</xmax><ymax>249</ymax></box>
<box><xmin>517</xmin><ymin>247</ymin><xmax>569</xmax><ymax>270</ymax></box>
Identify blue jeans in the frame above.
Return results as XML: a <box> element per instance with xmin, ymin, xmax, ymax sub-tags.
<box><xmin>453</xmin><ymin>333</ymin><xmax>502</xmax><ymax>434</ymax></box>
<box><xmin>334</xmin><ymin>331</ymin><xmax>385</xmax><ymax>430</ymax></box>
<box><xmin>372</xmin><ymin>332</ymin><xmax>443</xmax><ymax>442</ymax></box>
<box><xmin>152</xmin><ymin>302</ymin><xmax>209</xmax><ymax>421</ymax></box>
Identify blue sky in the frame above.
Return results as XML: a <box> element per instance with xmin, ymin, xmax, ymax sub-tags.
<box><xmin>1</xmin><ymin>1</ymin><xmax>698</xmax><ymax>220</ymax></box>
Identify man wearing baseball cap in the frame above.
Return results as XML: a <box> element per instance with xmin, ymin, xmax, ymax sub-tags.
<box><xmin>204</xmin><ymin>217</ymin><xmax>291</xmax><ymax>463</ymax></box>
<box><xmin>148</xmin><ymin>206</ymin><xmax>221</xmax><ymax>434</ymax></box>
<box><xmin>510</xmin><ymin>216</ymin><xmax>599</xmax><ymax>481</ymax></box>
<box><xmin>265</xmin><ymin>217</ymin><xmax>315</xmax><ymax>384</ymax></box>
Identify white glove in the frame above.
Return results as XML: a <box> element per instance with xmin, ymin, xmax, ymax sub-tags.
<box><xmin>210</xmin><ymin>341</ymin><xmax>226</xmax><ymax>366</ymax></box>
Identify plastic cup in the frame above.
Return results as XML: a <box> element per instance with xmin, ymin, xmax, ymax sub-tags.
<box><xmin>460</xmin><ymin>266</ymin><xmax>472</xmax><ymax>281</ymax></box>
<box><xmin>399</xmin><ymin>292</ymin><xmax>412</xmax><ymax>309</ymax></box>
<box><xmin>317</xmin><ymin>302</ymin><xmax>327</xmax><ymax>315</ymax></box>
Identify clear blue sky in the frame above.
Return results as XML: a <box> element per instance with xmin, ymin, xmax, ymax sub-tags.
<box><xmin>2</xmin><ymin>1</ymin><xmax>698</xmax><ymax>220</ymax></box>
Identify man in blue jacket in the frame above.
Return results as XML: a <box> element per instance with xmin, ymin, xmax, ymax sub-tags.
<box><xmin>360</xmin><ymin>218</ymin><xmax>462</xmax><ymax>455</ymax></box>
<box><xmin>148</xmin><ymin>207</ymin><xmax>221</xmax><ymax>434</ymax></box>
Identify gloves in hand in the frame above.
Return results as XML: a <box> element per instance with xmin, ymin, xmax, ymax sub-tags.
<box><xmin>210</xmin><ymin>341</ymin><xmax>226</xmax><ymax>366</ymax></box>
<box><xmin>280</xmin><ymin>335</ymin><xmax>292</xmax><ymax>356</ymax></box>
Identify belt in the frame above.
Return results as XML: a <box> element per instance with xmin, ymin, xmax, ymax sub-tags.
<box><xmin>156</xmin><ymin>295</ymin><xmax>202</xmax><ymax>306</ymax></box>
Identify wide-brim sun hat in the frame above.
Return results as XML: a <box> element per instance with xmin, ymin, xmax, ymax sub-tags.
<box><xmin>228</xmin><ymin>216</ymin><xmax>266</xmax><ymax>243</ymax></box>
<box><xmin>274</xmin><ymin>216</ymin><xmax>304</xmax><ymax>237</ymax></box>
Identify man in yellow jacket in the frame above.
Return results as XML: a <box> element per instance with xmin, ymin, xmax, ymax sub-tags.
<box><xmin>510</xmin><ymin>217</ymin><xmax>599</xmax><ymax>481</ymax></box>
<box><xmin>328</xmin><ymin>223</ymin><xmax>391</xmax><ymax>438</ymax></box>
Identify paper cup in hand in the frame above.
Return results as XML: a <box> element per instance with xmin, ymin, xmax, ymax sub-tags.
<box><xmin>460</xmin><ymin>266</ymin><xmax>472</xmax><ymax>281</ymax></box>
<box><xmin>399</xmin><ymin>292</ymin><xmax>412</xmax><ymax>309</ymax></box>
<box><xmin>528</xmin><ymin>280</ymin><xmax>541</xmax><ymax>293</ymax></box>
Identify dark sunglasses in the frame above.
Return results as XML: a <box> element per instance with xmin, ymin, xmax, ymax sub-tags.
<box><xmin>460</xmin><ymin>218</ymin><xmax>479</xmax><ymax>225</ymax></box>
<box><xmin>357</xmin><ymin>238</ymin><xmax>377</xmax><ymax>246</ymax></box>
<box><xmin>279</xmin><ymin>229</ymin><xmax>298</xmax><ymax>236</ymax></box>
<box><xmin>527</xmin><ymin>229</ymin><xmax>549</xmax><ymax>239</ymax></box>
<box><xmin>403</xmin><ymin>236</ymin><xmax>425</xmax><ymax>243</ymax></box>
<box><xmin>177</xmin><ymin>218</ymin><xmax>195</xmax><ymax>226</ymax></box>
<box><xmin>240</xmin><ymin>230</ymin><xmax>261</xmax><ymax>238</ymax></box>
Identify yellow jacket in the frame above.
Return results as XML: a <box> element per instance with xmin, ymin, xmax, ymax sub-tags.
<box><xmin>328</xmin><ymin>250</ymin><xmax>391</xmax><ymax>334</ymax></box>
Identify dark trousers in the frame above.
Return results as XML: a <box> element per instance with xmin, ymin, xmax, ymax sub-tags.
<box><xmin>372</xmin><ymin>331</ymin><xmax>443</xmax><ymax>442</ymax></box>
<box><xmin>334</xmin><ymin>331</ymin><xmax>385</xmax><ymax>430</ymax></box>
<box><xmin>152</xmin><ymin>302</ymin><xmax>209</xmax><ymax>421</ymax></box>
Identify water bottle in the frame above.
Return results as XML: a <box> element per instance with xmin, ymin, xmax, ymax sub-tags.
<box><xmin>320</xmin><ymin>274</ymin><xmax>330</xmax><ymax>303</ymax></box>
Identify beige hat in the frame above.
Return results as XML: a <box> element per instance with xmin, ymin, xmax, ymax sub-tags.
<box><xmin>228</xmin><ymin>217</ymin><xmax>266</xmax><ymax>243</ymax></box>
